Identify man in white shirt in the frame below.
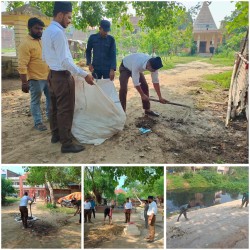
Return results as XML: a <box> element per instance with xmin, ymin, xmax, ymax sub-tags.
<box><xmin>146</xmin><ymin>195</ymin><xmax>158</xmax><ymax>242</ymax></box>
<box><xmin>119</xmin><ymin>53</ymin><xmax>168</xmax><ymax>116</ymax></box>
<box><xmin>42</xmin><ymin>2</ymin><xmax>95</xmax><ymax>153</ymax></box>
<box><xmin>84</xmin><ymin>198</ymin><xmax>92</xmax><ymax>223</ymax></box>
<box><xmin>124</xmin><ymin>198</ymin><xmax>133</xmax><ymax>223</ymax></box>
<box><xmin>19</xmin><ymin>192</ymin><xmax>33</xmax><ymax>228</ymax></box>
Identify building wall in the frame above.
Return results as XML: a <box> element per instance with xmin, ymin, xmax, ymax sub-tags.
<box><xmin>1</xmin><ymin>28</ymin><xmax>15</xmax><ymax>48</ymax></box>
<box><xmin>193</xmin><ymin>31</ymin><xmax>222</xmax><ymax>53</ymax></box>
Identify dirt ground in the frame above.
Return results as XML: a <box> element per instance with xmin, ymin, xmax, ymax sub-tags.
<box><xmin>167</xmin><ymin>200</ymin><xmax>249</xmax><ymax>248</ymax></box>
<box><xmin>2</xmin><ymin>61</ymin><xmax>248</xmax><ymax>163</ymax></box>
<box><xmin>84</xmin><ymin>207</ymin><xmax>164</xmax><ymax>248</ymax></box>
<box><xmin>1</xmin><ymin>200</ymin><xmax>81</xmax><ymax>248</ymax></box>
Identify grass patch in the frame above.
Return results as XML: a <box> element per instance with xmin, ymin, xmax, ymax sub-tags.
<box><xmin>201</xmin><ymin>82</ymin><xmax>217</xmax><ymax>92</ymax></box>
<box><xmin>3</xmin><ymin>197</ymin><xmax>20</xmax><ymax>205</ymax></box>
<box><xmin>2</xmin><ymin>48</ymin><xmax>16</xmax><ymax>53</ymax></box>
<box><xmin>167</xmin><ymin>174</ymin><xmax>187</xmax><ymax>189</ymax></box>
<box><xmin>199</xmin><ymin>56</ymin><xmax>234</xmax><ymax>66</ymax></box>
<box><xmin>37</xmin><ymin>204</ymin><xmax>75</xmax><ymax>214</ymax></box>
<box><xmin>204</xmin><ymin>71</ymin><xmax>232</xmax><ymax>89</ymax></box>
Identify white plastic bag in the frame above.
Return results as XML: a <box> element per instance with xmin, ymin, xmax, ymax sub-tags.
<box><xmin>72</xmin><ymin>77</ymin><xmax>126</xmax><ymax>145</ymax></box>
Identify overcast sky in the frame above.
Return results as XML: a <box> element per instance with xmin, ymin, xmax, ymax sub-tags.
<box><xmin>1</xmin><ymin>1</ymin><xmax>236</xmax><ymax>28</ymax></box>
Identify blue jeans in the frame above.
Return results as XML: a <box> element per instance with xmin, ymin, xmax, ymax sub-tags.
<box><xmin>29</xmin><ymin>80</ymin><xmax>50</xmax><ymax>126</ymax></box>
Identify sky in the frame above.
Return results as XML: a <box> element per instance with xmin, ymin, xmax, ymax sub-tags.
<box><xmin>182</xmin><ymin>1</ymin><xmax>236</xmax><ymax>28</ymax></box>
<box><xmin>2</xmin><ymin>166</ymin><xmax>25</xmax><ymax>175</ymax></box>
<box><xmin>1</xmin><ymin>1</ymin><xmax>236</xmax><ymax>29</ymax></box>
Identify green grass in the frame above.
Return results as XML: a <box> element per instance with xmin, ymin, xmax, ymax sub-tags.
<box><xmin>162</xmin><ymin>55</ymin><xmax>234</xmax><ymax>70</ymax></box>
<box><xmin>201</xmin><ymin>82</ymin><xmax>217</xmax><ymax>92</ymax></box>
<box><xmin>2</xmin><ymin>197</ymin><xmax>20</xmax><ymax>205</ymax></box>
<box><xmin>37</xmin><ymin>204</ymin><xmax>76</xmax><ymax>214</ymax></box>
<box><xmin>167</xmin><ymin>169</ymin><xmax>248</xmax><ymax>192</ymax></box>
<box><xmin>204</xmin><ymin>71</ymin><xmax>232</xmax><ymax>89</ymax></box>
<box><xmin>167</xmin><ymin>174</ymin><xmax>187</xmax><ymax>190</ymax></box>
<box><xmin>2</xmin><ymin>48</ymin><xmax>16</xmax><ymax>53</ymax></box>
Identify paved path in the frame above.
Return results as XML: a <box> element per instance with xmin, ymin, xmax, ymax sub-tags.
<box><xmin>167</xmin><ymin>199</ymin><xmax>249</xmax><ymax>248</ymax></box>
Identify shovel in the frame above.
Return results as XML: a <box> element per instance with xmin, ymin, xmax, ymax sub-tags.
<box><xmin>149</xmin><ymin>98</ymin><xmax>191</xmax><ymax>109</ymax></box>
<box><xmin>29</xmin><ymin>203</ymin><xmax>33</xmax><ymax>220</ymax></box>
<box><xmin>149</xmin><ymin>98</ymin><xmax>192</xmax><ymax>121</ymax></box>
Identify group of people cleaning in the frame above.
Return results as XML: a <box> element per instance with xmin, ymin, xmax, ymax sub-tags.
<box><xmin>18</xmin><ymin>1</ymin><xmax>168</xmax><ymax>154</ymax></box>
<box><xmin>84</xmin><ymin>196</ymin><xmax>158</xmax><ymax>243</ymax></box>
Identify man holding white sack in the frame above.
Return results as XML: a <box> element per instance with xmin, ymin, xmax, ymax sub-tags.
<box><xmin>119</xmin><ymin>53</ymin><xmax>168</xmax><ymax>116</ymax></box>
<box><xmin>42</xmin><ymin>1</ymin><xmax>95</xmax><ymax>153</ymax></box>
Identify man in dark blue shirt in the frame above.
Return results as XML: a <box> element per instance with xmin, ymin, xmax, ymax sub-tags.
<box><xmin>86</xmin><ymin>20</ymin><xmax>116</xmax><ymax>80</ymax></box>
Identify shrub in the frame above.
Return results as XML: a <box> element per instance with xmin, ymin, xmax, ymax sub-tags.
<box><xmin>183</xmin><ymin>172</ymin><xmax>194</xmax><ymax>179</ymax></box>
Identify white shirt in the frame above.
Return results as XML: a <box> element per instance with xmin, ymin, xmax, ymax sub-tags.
<box><xmin>124</xmin><ymin>202</ymin><xmax>133</xmax><ymax>209</ymax></box>
<box><xmin>147</xmin><ymin>201</ymin><xmax>157</xmax><ymax>216</ymax></box>
<box><xmin>20</xmin><ymin>195</ymin><xmax>33</xmax><ymax>207</ymax></box>
<box><xmin>84</xmin><ymin>201</ymin><xmax>91</xmax><ymax>209</ymax></box>
<box><xmin>42</xmin><ymin>21</ymin><xmax>88</xmax><ymax>78</ymax></box>
<box><xmin>122</xmin><ymin>53</ymin><xmax>159</xmax><ymax>87</ymax></box>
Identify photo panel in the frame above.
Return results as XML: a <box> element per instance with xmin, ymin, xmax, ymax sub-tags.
<box><xmin>83</xmin><ymin>165</ymin><xmax>164</xmax><ymax>249</ymax></box>
<box><xmin>1</xmin><ymin>165</ymin><xmax>82</xmax><ymax>249</ymax></box>
<box><xmin>166</xmin><ymin>166</ymin><xmax>249</xmax><ymax>249</ymax></box>
<box><xmin>1</xmin><ymin>1</ymin><xmax>248</xmax><ymax>165</ymax></box>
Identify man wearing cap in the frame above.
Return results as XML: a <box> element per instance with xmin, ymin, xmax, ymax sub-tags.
<box><xmin>119</xmin><ymin>53</ymin><xmax>168</xmax><ymax>116</ymax></box>
<box><xmin>42</xmin><ymin>1</ymin><xmax>95</xmax><ymax>153</ymax></box>
<box><xmin>146</xmin><ymin>196</ymin><xmax>157</xmax><ymax>243</ymax></box>
<box><xmin>86</xmin><ymin>20</ymin><xmax>116</xmax><ymax>80</ymax></box>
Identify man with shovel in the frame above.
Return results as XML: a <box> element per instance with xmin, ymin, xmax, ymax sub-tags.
<box><xmin>19</xmin><ymin>192</ymin><xmax>34</xmax><ymax>229</ymax></box>
<box><xmin>119</xmin><ymin>53</ymin><xmax>168</xmax><ymax>116</ymax></box>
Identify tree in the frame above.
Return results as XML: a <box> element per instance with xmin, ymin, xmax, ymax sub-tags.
<box><xmin>1</xmin><ymin>178</ymin><xmax>16</xmax><ymax>204</ymax></box>
<box><xmin>25</xmin><ymin>167</ymin><xmax>81</xmax><ymax>207</ymax></box>
<box><xmin>217</xmin><ymin>2</ymin><xmax>248</xmax><ymax>56</ymax></box>
<box><xmin>84</xmin><ymin>167</ymin><xmax>118</xmax><ymax>204</ymax></box>
<box><xmin>102</xmin><ymin>166</ymin><xmax>164</xmax><ymax>187</ymax></box>
<box><xmin>116</xmin><ymin>193</ymin><xmax>126</xmax><ymax>206</ymax></box>
<box><xmin>84</xmin><ymin>167</ymin><xmax>164</xmax><ymax>204</ymax></box>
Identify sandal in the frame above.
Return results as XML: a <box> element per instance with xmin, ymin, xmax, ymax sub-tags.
<box><xmin>145</xmin><ymin>110</ymin><xmax>160</xmax><ymax>117</ymax></box>
<box><xmin>34</xmin><ymin>123</ymin><xmax>47</xmax><ymax>131</ymax></box>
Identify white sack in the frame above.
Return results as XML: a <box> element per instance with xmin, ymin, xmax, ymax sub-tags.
<box><xmin>72</xmin><ymin>77</ymin><xmax>126</xmax><ymax>145</ymax></box>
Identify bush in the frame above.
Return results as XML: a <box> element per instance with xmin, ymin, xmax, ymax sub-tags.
<box><xmin>183</xmin><ymin>172</ymin><xmax>193</xmax><ymax>179</ymax></box>
<box><xmin>46</xmin><ymin>203</ymin><xmax>56</xmax><ymax>209</ymax></box>
<box><xmin>198</xmin><ymin>170</ymin><xmax>223</xmax><ymax>184</ymax></box>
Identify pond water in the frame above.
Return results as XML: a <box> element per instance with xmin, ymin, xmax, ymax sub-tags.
<box><xmin>167</xmin><ymin>188</ymin><xmax>243</xmax><ymax>214</ymax></box>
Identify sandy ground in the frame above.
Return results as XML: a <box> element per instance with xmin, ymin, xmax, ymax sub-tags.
<box><xmin>84</xmin><ymin>207</ymin><xmax>164</xmax><ymax>249</ymax></box>
<box><xmin>167</xmin><ymin>200</ymin><xmax>249</xmax><ymax>248</ymax></box>
<box><xmin>1</xmin><ymin>200</ymin><xmax>81</xmax><ymax>249</ymax></box>
<box><xmin>2</xmin><ymin>61</ymin><xmax>248</xmax><ymax>163</ymax></box>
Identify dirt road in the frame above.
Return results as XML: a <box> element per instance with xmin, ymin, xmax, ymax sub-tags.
<box><xmin>1</xmin><ymin>200</ymin><xmax>81</xmax><ymax>249</ymax></box>
<box><xmin>84</xmin><ymin>208</ymin><xmax>164</xmax><ymax>248</ymax></box>
<box><xmin>167</xmin><ymin>200</ymin><xmax>249</xmax><ymax>248</ymax></box>
<box><xmin>2</xmin><ymin>61</ymin><xmax>248</xmax><ymax>163</ymax></box>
